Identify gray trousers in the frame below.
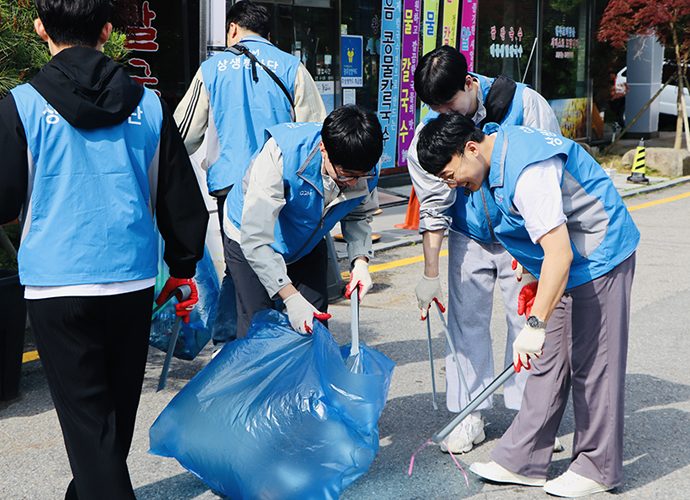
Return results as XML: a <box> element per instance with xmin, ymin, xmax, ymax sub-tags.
<box><xmin>446</xmin><ymin>230</ymin><xmax>528</xmax><ymax>412</ymax></box>
<box><xmin>491</xmin><ymin>253</ymin><xmax>636</xmax><ymax>488</ymax></box>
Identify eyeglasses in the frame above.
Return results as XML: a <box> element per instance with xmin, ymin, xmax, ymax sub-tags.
<box><xmin>334</xmin><ymin>168</ymin><xmax>377</xmax><ymax>183</ymax></box>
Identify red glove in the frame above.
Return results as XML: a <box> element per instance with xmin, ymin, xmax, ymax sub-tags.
<box><xmin>517</xmin><ymin>281</ymin><xmax>538</xmax><ymax>318</ymax></box>
<box><xmin>155</xmin><ymin>277</ymin><xmax>199</xmax><ymax>324</ymax></box>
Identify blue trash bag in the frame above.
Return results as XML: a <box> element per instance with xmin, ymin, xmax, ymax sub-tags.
<box><xmin>149</xmin><ymin>309</ymin><xmax>395</xmax><ymax>500</ymax></box>
<box><xmin>149</xmin><ymin>236</ymin><xmax>219</xmax><ymax>361</ymax></box>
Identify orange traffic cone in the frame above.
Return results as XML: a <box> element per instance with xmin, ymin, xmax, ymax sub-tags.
<box><xmin>394</xmin><ymin>187</ymin><xmax>420</xmax><ymax>231</ymax></box>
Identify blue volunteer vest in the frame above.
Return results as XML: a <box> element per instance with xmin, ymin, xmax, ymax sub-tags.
<box><xmin>226</xmin><ymin>122</ymin><xmax>378</xmax><ymax>264</ymax></box>
<box><xmin>485</xmin><ymin>124</ymin><xmax>640</xmax><ymax>289</ymax></box>
<box><xmin>422</xmin><ymin>73</ymin><xmax>527</xmax><ymax>243</ymax></box>
<box><xmin>201</xmin><ymin>36</ymin><xmax>300</xmax><ymax>194</ymax></box>
<box><xmin>11</xmin><ymin>84</ymin><xmax>163</xmax><ymax>286</ymax></box>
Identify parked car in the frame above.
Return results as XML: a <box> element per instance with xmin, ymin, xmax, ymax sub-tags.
<box><xmin>614</xmin><ymin>61</ymin><xmax>690</xmax><ymax>122</ymax></box>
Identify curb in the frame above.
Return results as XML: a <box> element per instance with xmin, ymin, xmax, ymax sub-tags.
<box><xmin>618</xmin><ymin>175</ymin><xmax>690</xmax><ymax>198</ymax></box>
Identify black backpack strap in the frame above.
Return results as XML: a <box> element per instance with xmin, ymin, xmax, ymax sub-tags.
<box><xmin>227</xmin><ymin>43</ymin><xmax>296</xmax><ymax>115</ymax></box>
<box><xmin>479</xmin><ymin>75</ymin><xmax>517</xmax><ymax>126</ymax></box>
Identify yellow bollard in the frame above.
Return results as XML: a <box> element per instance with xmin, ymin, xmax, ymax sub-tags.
<box><xmin>627</xmin><ymin>138</ymin><xmax>650</xmax><ymax>185</ymax></box>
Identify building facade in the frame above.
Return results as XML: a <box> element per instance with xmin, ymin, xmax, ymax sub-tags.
<box><xmin>123</xmin><ymin>0</ymin><xmax>611</xmax><ymax>175</ymax></box>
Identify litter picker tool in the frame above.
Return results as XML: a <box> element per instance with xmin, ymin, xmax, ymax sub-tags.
<box><xmin>433</xmin><ymin>364</ymin><xmax>515</xmax><ymax>444</ymax></box>
<box><xmin>425</xmin><ymin>313</ymin><xmax>438</xmax><ymax>410</ymax></box>
<box><xmin>408</xmin><ymin>364</ymin><xmax>516</xmax><ymax>479</ymax></box>
<box><xmin>345</xmin><ymin>284</ymin><xmax>363</xmax><ymax>373</ymax></box>
<box><xmin>435</xmin><ymin>302</ymin><xmax>471</xmax><ymax>406</ymax></box>
<box><xmin>151</xmin><ymin>284</ymin><xmax>192</xmax><ymax>391</ymax></box>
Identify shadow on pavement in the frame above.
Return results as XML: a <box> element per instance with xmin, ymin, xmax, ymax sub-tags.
<box><xmin>134</xmin><ymin>472</ymin><xmax>224</xmax><ymax>499</ymax></box>
<box><xmin>619</xmin><ymin>373</ymin><xmax>690</xmax><ymax>493</ymax></box>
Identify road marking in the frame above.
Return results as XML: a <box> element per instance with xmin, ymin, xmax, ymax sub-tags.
<box><xmin>627</xmin><ymin>191</ymin><xmax>690</xmax><ymax>211</ymax></box>
<box><xmin>23</xmin><ymin>350</ymin><xmax>39</xmax><ymax>363</ymax></box>
<box><xmin>341</xmin><ymin>250</ymin><xmax>449</xmax><ymax>279</ymax></box>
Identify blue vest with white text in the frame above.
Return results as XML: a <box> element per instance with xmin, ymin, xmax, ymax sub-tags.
<box><xmin>201</xmin><ymin>36</ymin><xmax>300</xmax><ymax>194</ymax></box>
<box><xmin>10</xmin><ymin>84</ymin><xmax>163</xmax><ymax>286</ymax></box>
<box><xmin>422</xmin><ymin>73</ymin><xmax>527</xmax><ymax>243</ymax></box>
<box><xmin>485</xmin><ymin>124</ymin><xmax>640</xmax><ymax>289</ymax></box>
<box><xmin>226</xmin><ymin>122</ymin><xmax>377</xmax><ymax>264</ymax></box>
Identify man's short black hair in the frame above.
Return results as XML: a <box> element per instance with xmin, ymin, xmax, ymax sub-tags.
<box><xmin>321</xmin><ymin>105</ymin><xmax>383</xmax><ymax>173</ymax></box>
<box><xmin>226</xmin><ymin>1</ymin><xmax>270</xmax><ymax>39</ymax></box>
<box><xmin>34</xmin><ymin>0</ymin><xmax>110</xmax><ymax>48</ymax></box>
<box><xmin>414</xmin><ymin>45</ymin><xmax>469</xmax><ymax>107</ymax></box>
<box><xmin>417</xmin><ymin>112</ymin><xmax>485</xmax><ymax>175</ymax></box>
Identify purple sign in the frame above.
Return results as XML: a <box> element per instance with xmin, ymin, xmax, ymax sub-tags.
<box><xmin>460</xmin><ymin>0</ymin><xmax>478</xmax><ymax>71</ymax></box>
<box><xmin>397</xmin><ymin>0</ymin><xmax>421</xmax><ymax>166</ymax></box>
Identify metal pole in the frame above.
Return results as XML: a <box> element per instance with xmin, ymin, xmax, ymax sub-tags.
<box><xmin>602</xmin><ymin>75</ymin><xmax>677</xmax><ymax>155</ymax></box>
<box><xmin>153</xmin><ymin>284</ymin><xmax>192</xmax><ymax>391</ymax></box>
<box><xmin>350</xmin><ymin>284</ymin><xmax>360</xmax><ymax>357</ymax></box>
<box><xmin>435</xmin><ymin>302</ymin><xmax>471</xmax><ymax>406</ymax></box>
<box><xmin>522</xmin><ymin>37</ymin><xmax>538</xmax><ymax>84</ymax></box>
<box><xmin>432</xmin><ymin>365</ymin><xmax>515</xmax><ymax>444</ymax></box>
<box><xmin>426</xmin><ymin>314</ymin><xmax>438</xmax><ymax>410</ymax></box>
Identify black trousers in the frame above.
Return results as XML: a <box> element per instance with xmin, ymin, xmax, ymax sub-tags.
<box><xmin>28</xmin><ymin>288</ymin><xmax>154</xmax><ymax>500</ymax></box>
<box><xmin>225</xmin><ymin>238</ymin><xmax>329</xmax><ymax>338</ymax></box>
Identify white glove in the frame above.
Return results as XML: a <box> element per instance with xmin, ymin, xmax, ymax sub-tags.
<box><xmin>414</xmin><ymin>274</ymin><xmax>445</xmax><ymax>320</ymax></box>
<box><xmin>512</xmin><ymin>324</ymin><xmax>546</xmax><ymax>372</ymax></box>
<box><xmin>283</xmin><ymin>292</ymin><xmax>331</xmax><ymax>334</ymax></box>
<box><xmin>345</xmin><ymin>259</ymin><xmax>372</xmax><ymax>301</ymax></box>
<box><xmin>512</xmin><ymin>258</ymin><xmax>537</xmax><ymax>285</ymax></box>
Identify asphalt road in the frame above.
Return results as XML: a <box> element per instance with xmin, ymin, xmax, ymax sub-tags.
<box><xmin>2</xmin><ymin>183</ymin><xmax>690</xmax><ymax>499</ymax></box>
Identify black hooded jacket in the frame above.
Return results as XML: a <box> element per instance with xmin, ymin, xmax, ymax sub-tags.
<box><xmin>0</xmin><ymin>46</ymin><xmax>207</xmax><ymax>279</ymax></box>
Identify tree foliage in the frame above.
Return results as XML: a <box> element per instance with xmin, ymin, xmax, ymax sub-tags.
<box><xmin>0</xmin><ymin>1</ymin><xmax>135</xmax><ymax>98</ymax></box>
<box><xmin>598</xmin><ymin>0</ymin><xmax>690</xmax><ymax>55</ymax></box>
<box><xmin>598</xmin><ymin>0</ymin><xmax>690</xmax><ymax>147</ymax></box>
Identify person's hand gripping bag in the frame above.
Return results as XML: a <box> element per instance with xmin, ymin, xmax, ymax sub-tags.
<box><xmin>149</xmin><ymin>310</ymin><xmax>395</xmax><ymax>500</ymax></box>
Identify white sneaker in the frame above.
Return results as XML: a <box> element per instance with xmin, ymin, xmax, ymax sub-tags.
<box><xmin>543</xmin><ymin>470</ymin><xmax>613</xmax><ymax>497</ymax></box>
<box><xmin>554</xmin><ymin>437</ymin><xmax>565</xmax><ymax>452</ymax></box>
<box><xmin>470</xmin><ymin>461</ymin><xmax>546</xmax><ymax>486</ymax></box>
<box><xmin>440</xmin><ymin>412</ymin><xmax>485</xmax><ymax>454</ymax></box>
<box><xmin>211</xmin><ymin>342</ymin><xmax>225</xmax><ymax>359</ymax></box>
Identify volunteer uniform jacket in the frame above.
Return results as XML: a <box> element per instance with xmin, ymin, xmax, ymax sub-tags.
<box><xmin>174</xmin><ymin>35</ymin><xmax>325</xmax><ymax>195</ymax></box>
<box><xmin>0</xmin><ymin>46</ymin><xmax>207</xmax><ymax>287</ymax></box>
<box><xmin>225</xmin><ymin>122</ymin><xmax>378</xmax><ymax>298</ymax></box>
<box><xmin>408</xmin><ymin>74</ymin><xmax>561</xmax><ymax>241</ymax></box>
<box><xmin>485</xmin><ymin>123</ymin><xmax>640</xmax><ymax>288</ymax></box>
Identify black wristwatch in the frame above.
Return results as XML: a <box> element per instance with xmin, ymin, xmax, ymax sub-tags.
<box><xmin>526</xmin><ymin>315</ymin><xmax>547</xmax><ymax>329</ymax></box>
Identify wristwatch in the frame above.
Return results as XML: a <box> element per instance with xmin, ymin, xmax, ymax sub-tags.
<box><xmin>526</xmin><ymin>315</ymin><xmax>547</xmax><ymax>329</ymax></box>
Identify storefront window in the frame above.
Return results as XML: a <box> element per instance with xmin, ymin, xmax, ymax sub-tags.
<box><xmin>259</xmin><ymin>1</ymin><xmax>341</xmax><ymax>112</ymax></box>
<box><xmin>541</xmin><ymin>0</ymin><xmax>592</xmax><ymax>139</ymax></box>
<box><xmin>475</xmin><ymin>0</ymin><xmax>537</xmax><ymax>84</ymax></box>
<box><xmin>341</xmin><ymin>0</ymin><xmax>383</xmax><ymax>113</ymax></box>
<box><xmin>124</xmin><ymin>0</ymin><xmax>201</xmax><ymax>111</ymax></box>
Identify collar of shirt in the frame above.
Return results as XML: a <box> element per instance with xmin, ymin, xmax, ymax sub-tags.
<box><xmin>472</xmin><ymin>77</ymin><xmax>487</xmax><ymax>125</ymax></box>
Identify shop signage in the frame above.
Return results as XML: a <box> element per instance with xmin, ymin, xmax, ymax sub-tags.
<box><xmin>126</xmin><ymin>1</ymin><xmax>160</xmax><ymax>91</ymax></box>
<box><xmin>488</xmin><ymin>24</ymin><xmax>524</xmax><ymax>59</ymax></box>
<box><xmin>549</xmin><ymin>98</ymin><xmax>587</xmax><ymax>139</ymax></box>
<box><xmin>551</xmin><ymin>25</ymin><xmax>579</xmax><ymax>59</ymax></box>
<box><xmin>397</xmin><ymin>0</ymin><xmax>421</xmax><ymax>166</ymax></box>
<box><xmin>377</xmin><ymin>0</ymin><xmax>402</xmax><ymax>169</ymax></box>
<box><xmin>442</xmin><ymin>0</ymin><xmax>460</xmax><ymax>47</ymax></box>
<box><xmin>420</xmin><ymin>0</ymin><xmax>439</xmax><ymax>119</ymax></box>
<box><xmin>459</xmin><ymin>0</ymin><xmax>477</xmax><ymax>71</ymax></box>
<box><xmin>341</xmin><ymin>35</ymin><xmax>363</xmax><ymax>87</ymax></box>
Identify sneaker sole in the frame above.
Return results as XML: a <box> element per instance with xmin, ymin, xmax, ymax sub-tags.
<box><xmin>441</xmin><ymin>428</ymin><xmax>486</xmax><ymax>454</ymax></box>
<box><xmin>469</xmin><ymin>463</ymin><xmax>546</xmax><ymax>486</ymax></box>
<box><xmin>543</xmin><ymin>481</ymin><xmax>612</xmax><ymax>497</ymax></box>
